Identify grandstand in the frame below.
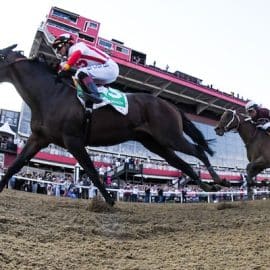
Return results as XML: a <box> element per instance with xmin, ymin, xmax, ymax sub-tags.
<box><xmin>1</xmin><ymin>6</ymin><xmax>270</xmax><ymax>186</ymax></box>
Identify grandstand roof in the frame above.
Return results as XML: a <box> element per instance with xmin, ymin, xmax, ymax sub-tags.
<box><xmin>30</xmin><ymin>28</ymin><xmax>246</xmax><ymax>119</ymax></box>
<box><xmin>115</xmin><ymin>58</ymin><xmax>246</xmax><ymax>116</ymax></box>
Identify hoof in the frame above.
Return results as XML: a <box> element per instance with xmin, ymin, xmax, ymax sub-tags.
<box><xmin>106</xmin><ymin>195</ymin><xmax>115</xmax><ymax>207</ymax></box>
<box><xmin>220</xmin><ymin>179</ymin><xmax>231</xmax><ymax>187</ymax></box>
<box><xmin>0</xmin><ymin>181</ymin><xmax>5</xmax><ymax>192</ymax></box>
<box><xmin>107</xmin><ymin>199</ymin><xmax>115</xmax><ymax>207</ymax></box>
<box><xmin>200</xmin><ymin>182</ymin><xmax>213</xmax><ymax>192</ymax></box>
<box><xmin>200</xmin><ymin>182</ymin><xmax>221</xmax><ymax>192</ymax></box>
<box><xmin>211</xmin><ymin>184</ymin><xmax>222</xmax><ymax>192</ymax></box>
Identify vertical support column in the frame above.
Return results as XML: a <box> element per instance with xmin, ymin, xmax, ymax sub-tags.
<box><xmin>74</xmin><ymin>162</ymin><xmax>80</xmax><ymax>184</ymax></box>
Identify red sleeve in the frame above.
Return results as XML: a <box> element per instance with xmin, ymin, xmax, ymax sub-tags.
<box><xmin>67</xmin><ymin>50</ymin><xmax>82</xmax><ymax>66</ymax></box>
<box><xmin>257</xmin><ymin>108</ymin><xmax>270</xmax><ymax>120</ymax></box>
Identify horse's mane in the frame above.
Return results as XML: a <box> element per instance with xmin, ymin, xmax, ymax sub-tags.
<box><xmin>28</xmin><ymin>54</ymin><xmax>59</xmax><ymax>75</ymax></box>
<box><xmin>13</xmin><ymin>52</ymin><xmax>75</xmax><ymax>93</ymax></box>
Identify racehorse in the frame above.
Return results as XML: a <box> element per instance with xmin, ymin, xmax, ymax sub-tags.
<box><xmin>215</xmin><ymin>109</ymin><xmax>270</xmax><ymax>192</ymax></box>
<box><xmin>0</xmin><ymin>44</ymin><xmax>225</xmax><ymax>205</ymax></box>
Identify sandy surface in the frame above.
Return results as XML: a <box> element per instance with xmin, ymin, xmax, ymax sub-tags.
<box><xmin>0</xmin><ymin>189</ymin><xmax>269</xmax><ymax>270</ymax></box>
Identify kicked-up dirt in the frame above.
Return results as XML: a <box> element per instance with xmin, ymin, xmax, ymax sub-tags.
<box><xmin>0</xmin><ymin>189</ymin><xmax>269</xmax><ymax>270</ymax></box>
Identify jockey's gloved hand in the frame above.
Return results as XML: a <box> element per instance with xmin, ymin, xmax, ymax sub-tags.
<box><xmin>56</xmin><ymin>62</ymin><xmax>71</xmax><ymax>80</ymax></box>
<box><xmin>59</xmin><ymin>62</ymin><xmax>71</xmax><ymax>72</ymax></box>
<box><xmin>55</xmin><ymin>70</ymin><xmax>69</xmax><ymax>84</ymax></box>
<box><xmin>58</xmin><ymin>69</ymin><xmax>70</xmax><ymax>78</ymax></box>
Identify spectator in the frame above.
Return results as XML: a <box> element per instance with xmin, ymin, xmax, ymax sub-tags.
<box><xmin>89</xmin><ymin>182</ymin><xmax>98</xmax><ymax>199</ymax></box>
<box><xmin>182</xmin><ymin>188</ymin><xmax>187</xmax><ymax>203</ymax></box>
<box><xmin>157</xmin><ymin>187</ymin><xmax>164</xmax><ymax>203</ymax></box>
<box><xmin>54</xmin><ymin>176</ymin><xmax>61</xmax><ymax>197</ymax></box>
<box><xmin>144</xmin><ymin>185</ymin><xmax>151</xmax><ymax>203</ymax></box>
<box><xmin>81</xmin><ymin>176</ymin><xmax>90</xmax><ymax>199</ymax></box>
<box><xmin>32</xmin><ymin>179</ymin><xmax>38</xmax><ymax>193</ymax></box>
<box><xmin>131</xmin><ymin>185</ymin><xmax>139</xmax><ymax>202</ymax></box>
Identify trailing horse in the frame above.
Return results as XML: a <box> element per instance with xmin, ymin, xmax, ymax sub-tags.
<box><xmin>215</xmin><ymin>109</ymin><xmax>270</xmax><ymax>194</ymax></box>
<box><xmin>0</xmin><ymin>45</ymin><xmax>225</xmax><ymax>205</ymax></box>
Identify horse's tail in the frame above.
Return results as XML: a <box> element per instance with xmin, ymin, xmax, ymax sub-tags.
<box><xmin>179</xmin><ymin>109</ymin><xmax>215</xmax><ymax>156</ymax></box>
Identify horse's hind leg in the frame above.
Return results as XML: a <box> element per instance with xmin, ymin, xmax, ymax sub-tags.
<box><xmin>0</xmin><ymin>133</ymin><xmax>48</xmax><ymax>192</ymax></box>
<box><xmin>171</xmin><ymin>137</ymin><xmax>229</xmax><ymax>186</ymax></box>
<box><xmin>140</xmin><ymin>138</ymin><xmax>218</xmax><ymax>192</ymax></box>
<box><xmin>63</xmin><ymin>136</ymin><xmax>114</xmax><ymax>206</ymax></box>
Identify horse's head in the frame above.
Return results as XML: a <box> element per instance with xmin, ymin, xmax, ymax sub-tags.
<box><xmin>0</xmin><ymin>44</ymin><xmax>26</xmax><ymax>82</ymax></box>
<box><xmin>215</xmin><ymin>109</ymin><xmax>240</xmax><ymax>136</ymax></box>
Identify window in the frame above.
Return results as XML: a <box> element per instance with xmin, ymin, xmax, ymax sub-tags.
<box><xmin>78</xmin><ymin>33</ymin><xmax>95</xmax><ymax>43</ymax></box>
<box><xmin>47</xmin><ymin>20</ymin><xmax>79</xmax><ymax>34</ymax></box>
<box><xmin>0</xmin><ymin>110</ymin><xmax>19</xmax><ymax>126</ymax></box>
<box><xmin>83</xmin><ymin>21</ymin><xmax>98</xmax><ymax>32</ymax></box>
<box><xmin>98</xmin><ymin>39</ymin><xmax>112</xmax><ymax>50</ymax></box>
<box><xmin>116</xmin><ymin>46</ymin><xmax>129</xmax><ymax>55</ymax></box>
<box><xmin>0</xmin><ymin>153</ymin><xmax>4</xmax><ymax>168</ymax></box>
<box><xmin>52</xmin><ymin>9</ymin><xmax>77</xmax><ymax>24</ymax></box>
<box><xmin>89</xmin><ymin>22</ymin><xmax>98</xmax><ymax>29</ymax></box>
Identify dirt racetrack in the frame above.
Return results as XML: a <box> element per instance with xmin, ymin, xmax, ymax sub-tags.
<box><xmin>0</xmin><ymin>190</ymin><xmax>269</xmax><ymax>270</ymax></box>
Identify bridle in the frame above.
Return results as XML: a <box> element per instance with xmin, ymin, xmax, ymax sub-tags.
<box><xmin>224</xmin><ymin>109</ymin><xmax>240</xmax><ymax>132</ymax></box>
<box><xmin>0</xmin><ymin>49</ymin><xmax>27</xmax><ymax>69</ymax></box>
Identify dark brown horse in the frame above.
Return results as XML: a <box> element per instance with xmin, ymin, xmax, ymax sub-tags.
<box><xmin>215</xmin><ymin>109</ymin><xmax>270</xmax><ymax>192</ymax></box>
<box><xmin>0</xmin><ymin>45</ymin><xmax>225</xmax><ymax>205</ymax></box>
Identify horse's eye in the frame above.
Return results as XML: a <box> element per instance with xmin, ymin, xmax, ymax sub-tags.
<box><xmin>0</xmin><ymin>54</ymin><xmax>5</xmax><ymax>60</ymax></box>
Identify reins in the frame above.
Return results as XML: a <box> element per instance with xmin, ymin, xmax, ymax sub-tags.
<box><xmin>242</xmin><ymin>119</ymin><xmax>259</xmax><ymax>146</ymax></box>
<box><xmin>227</xmin><ymin>111</ymin><xmax>258</xmax><ymax>146</ymax></box>
<box><xmin>224</xmin><ymin>110</ymin><xmax>240</xmax><ymax>132</ymax></box>
<box><xmin>0</xmin><ymin>56</ymin><xmax>27</xmax><ymax>69</ymax></box>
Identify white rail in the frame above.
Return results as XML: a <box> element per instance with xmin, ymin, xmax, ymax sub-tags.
<box><xmin>3</xmin><ymin>175</ymin><xmax>269</xmax><ymax>203</ymax></box>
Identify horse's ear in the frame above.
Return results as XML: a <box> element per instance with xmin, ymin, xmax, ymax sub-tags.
<box><xmin>235</xmin><ymin>106</ymin><xmax>247</xmax><ymax>115</ymax></box>
<box><xmin>226</xmin><ymin>107</ymin><xmax>235</xmax><ymax>113</ymax></box>
<box><xmin>3</xmin><ymin>44</ymin><xmax>17</xmax><ymax>52</ymax></box>
<box><xmin>8</xmin><ymin>44</ymin><xmax>17</xmax><ymax>51</ymax></box>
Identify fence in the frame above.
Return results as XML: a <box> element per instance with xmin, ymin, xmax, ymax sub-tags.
<box><xmin>3</xmin><ymin>175</ymin><xmax>270</xmax><ymax>203</ymax></box>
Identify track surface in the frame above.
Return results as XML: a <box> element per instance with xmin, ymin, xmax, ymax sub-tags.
<box><xmin>0</xmin><ymin>190</ymin><xmax>269</xmax><ymax>270</ymax></box>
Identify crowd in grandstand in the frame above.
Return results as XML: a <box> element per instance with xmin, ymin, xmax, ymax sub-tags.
<box><xmin>1</xmin><ymin>164</ymin><xmax>269</xmax><ymax>203</ymax></box>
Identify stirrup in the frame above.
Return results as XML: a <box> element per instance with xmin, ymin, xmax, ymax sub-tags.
<box><xmin>85</xmin><ymin>93</ymin><xmax>103</xmax><ymax>104</ymax></box>
<box><xmin>77</xmin><ymin>95</ymin><xmax>86</xmax><ymax>108</ymax></box>
<box><xmin>85</xmin><ymin>107</ymin><xmax>92</xmax><ymax>118</ymax></box>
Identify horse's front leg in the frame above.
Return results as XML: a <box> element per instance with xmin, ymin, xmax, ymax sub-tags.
<box><xmin>63</xmin><ymin>135</ymin><xmax>115</xmax><ymax>206</ymax></box>
<box><xmin>246</xmin><ymin>160</ymin><xmax>264</xmax><ymax>199</ymax></box>
<box><xmin>0</xmin><ymin>134</ymin><xmax>48</xmax><ymax>192</ymax></box>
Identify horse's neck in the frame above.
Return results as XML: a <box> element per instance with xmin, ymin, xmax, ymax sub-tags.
<box><xmin>10</xmin><ymin>61</ymin><xmax>53</xmax><ymax>111</ymax></box>
<box><xmin>238</xmin><ymin>117</ymin><xmax>256</xmax><ymax>145</ymax></box>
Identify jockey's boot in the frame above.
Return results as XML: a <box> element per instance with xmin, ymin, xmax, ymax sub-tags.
<box><xmin>81</xmin><ymin>76</ymin><xmax>103</xmax><ymax>104</ymax></box>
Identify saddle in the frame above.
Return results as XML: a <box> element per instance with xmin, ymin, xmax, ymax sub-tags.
<box><xmin>72</xmin><ymin>77</ymin><xmax>129</xmax><ymax>115</ymax></box>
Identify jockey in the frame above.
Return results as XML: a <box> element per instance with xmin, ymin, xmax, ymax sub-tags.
<box><xmin>245</xmin><ymin>100</ymin><xmax>270</xmax><ymax>133</ymax></box>
<box><xmin>52</xmin><ymin>33</ymin><xmax>119</xmax><ymax>107</ymax></box>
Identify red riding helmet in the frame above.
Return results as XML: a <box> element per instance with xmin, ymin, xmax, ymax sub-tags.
<box><xmin>52</xmin><ymin>33</ymin><xmax>75</xmax><ymax>50</ymax></box>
